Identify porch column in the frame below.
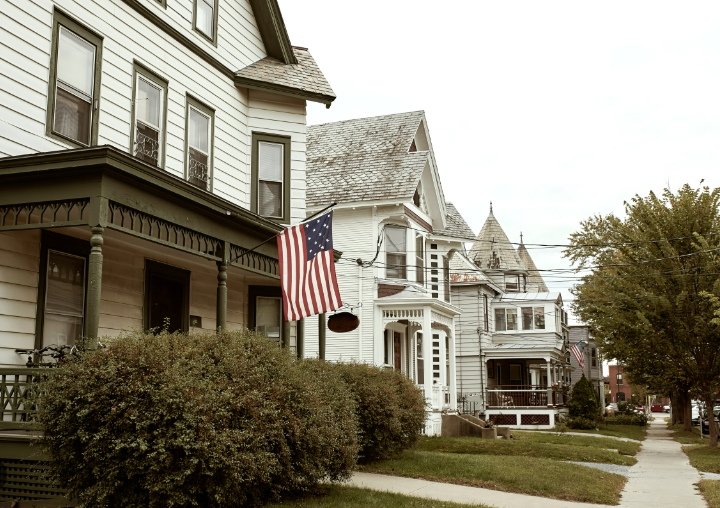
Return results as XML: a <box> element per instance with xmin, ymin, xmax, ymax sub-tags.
<box><xmin>85</xmin><ymin>226</ymin><xmax>104</xmax><ymax>347</ymax></box>
<box><xmin>319</xmin><ymin>313</ymin><xmax>326</xmax><ymax>360</ymax></box>
<box><xmin>448</xmin><ymin>329</ymin><xmax>457</xmax><ymax>411</ymax></box>
<box><xmin>282</xmin><ymin>321</ymin><xmax>291</xmax><ymax>349</ymax></box>
<box><xmin>545</xmin><ymin>358</ymin><xmax>553</xmax><ymax>408</ymax></box>
<box><xmin>296</xmin><ymin>318</ymin><xmax>304</xmax><ymax>359</ymax></box>
<box><xmin>480</xmin><ymin>352</ymin><xmax>487</xmax><ymax>409</ymax></box>
<box><xmin>216</xmin><ymin>242</ymin><xmax>228</xmax><ymax>332</ymax></box>
<box><xmin>423</xmin><ymin>306</ymin><xmax>433</xmax><ymax>411</ymax></box>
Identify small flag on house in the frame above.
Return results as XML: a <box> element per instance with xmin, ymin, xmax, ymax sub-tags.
<box><xmin>277</xmin><ymin>211</ymin><xmax>342</xmax><ymax>322</ymax></box>
<box><xmin>570</xmin><ymin>341</ymin><xmax>585</xmax><ymax>369</ymax></box>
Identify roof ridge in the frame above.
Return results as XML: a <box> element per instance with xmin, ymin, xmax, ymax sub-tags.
<box><xmin>308</xmin><ymin>110</ymin><xmax>425</xmax><ymax>129</ymax></box>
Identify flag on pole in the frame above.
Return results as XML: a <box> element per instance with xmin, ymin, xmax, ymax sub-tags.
<box><xmin>570</xmin><ymin>341</ymin><xmax>585</xmax><ymax>369</ymax></box>
<box><xmin>277</xmin><ymin>211</ymin><xmax>342</xmax><ymax>322</ymax></box>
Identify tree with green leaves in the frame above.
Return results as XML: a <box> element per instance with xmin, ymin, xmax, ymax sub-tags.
<box><xmin>568</xmin><ymin>374</ymin><xmax>600</xmax><ymax>420</ymax></box>
<box><xmin>565</xmin><ymin>184</ymin><xmax>720</xmax><ymax>447</ymax></box>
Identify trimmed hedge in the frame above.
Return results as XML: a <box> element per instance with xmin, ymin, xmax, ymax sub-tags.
<box><xmin>330</xmin><ymin>363</ymin><xmax>427</xmax><ymax>463</ymax></box>
<box><xmin>38</xmin><ymin>331</ymin><xmax>359</xmax><ymax>507</ymax></box>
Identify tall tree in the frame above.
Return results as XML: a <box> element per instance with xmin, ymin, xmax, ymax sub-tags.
<box><xmin>566</xmin><ymin>185</ymin><xmax>720</xmax><ymax>447</ymax></box>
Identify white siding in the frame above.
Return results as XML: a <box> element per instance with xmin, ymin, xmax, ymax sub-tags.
<box><xmin>0</xmin><ymin>231</ymin><xmax>40</xmax><ymax>367</ymax></box>
<box><xmin>304</xmin><ymin>207</ymin><xmax>375</xmax><ymax>362</ymax></box>
<box><xmin>0</xmin><ymin>0</ymin><xmax>309</xmax><ymax>215</ymax></box>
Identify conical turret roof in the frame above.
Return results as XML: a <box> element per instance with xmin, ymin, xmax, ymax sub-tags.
<box><xmin>470</xmin><ymin>206</ymin><xmax>526</xmax><ymax>271</ymax></box>
<box><xmin>517</xmin><ymin>241</ymin><xmax>549</xmax><ymax>292</ymax></box>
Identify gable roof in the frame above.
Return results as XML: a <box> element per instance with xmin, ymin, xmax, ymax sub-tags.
<box><xmin>306</xmin><ymin>111</ymin><xmax>428</xmax><ymax>207</ymax></box>
<box><xmin>235</xmin><ymin>47</ymin><xmax>336</xmax><ymax>105</ymax></box>
<box><xmin>517</xmin><ymin>243</ymin><xmax>549</xmax><ymax>292</ymax></box>
<box><xmin>434</xmin><ymin>203</ymin><xmax>476</xmax><ymax>241</ymax></box>
<box><xmin>248</xmin><ymin>0</ymin><xmax>297</xmax><ymax>64</ymax></box>
<box><xmin>470</xmin><ymin>208</ymin><xmax>526</xmax><ymax>271</ymax></box>
<box><xmin>449</xmin><ymin>251</ymin><xmax>492</xmax><ymax>284</ymax></box>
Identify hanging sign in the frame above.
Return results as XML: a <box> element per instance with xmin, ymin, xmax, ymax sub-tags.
<box><xmin>327</xmin><ymin>312</ymin><xmax>360</xmax><ymax>333</ymax></box>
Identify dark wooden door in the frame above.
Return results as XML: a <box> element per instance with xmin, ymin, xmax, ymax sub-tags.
<box><xmin>148</xmin><ymin>272</ymin><xmax>184</xmax><ymax>333</ymax></box>
<box><xmin>394</xmin><ymin>332</ymin><xmax>402</xmax><ymax>371</ymax></box>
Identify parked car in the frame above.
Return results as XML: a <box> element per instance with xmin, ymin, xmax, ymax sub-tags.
<box><xmin>634</xmin><ymin>405</ymin><xmax>646</xmax><ymax>414</ymax></box>
<box><xmin>606</xmin><ymin>403</ymin><xmax>618</xmax><ymax>413</ymax></box>
<box><xmin>651</xmin><ymin>403</ymin><xmax>663</xmax><ymax>412</ymax></box>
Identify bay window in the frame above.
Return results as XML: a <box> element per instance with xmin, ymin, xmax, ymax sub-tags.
<box><xmin>521</xmin><ymin>307</ymin><xmax>546</xmax><ymax>330</ymax></box>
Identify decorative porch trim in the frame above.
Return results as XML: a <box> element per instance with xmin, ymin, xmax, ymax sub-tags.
<box><xmin>229</xmin><ymin>244</ymin><xmax>280</xmax><ymax>279</ymax></box>
<box><xmin>107</xmin><ymin>201</ymin><xmax>222</xmax><ymax>261</ymax></box>
<box><xmin>431</xmin><ymin>310</ymin><xmax>453</xmax><ymax>329</ymax></box>
<box><xmin>0</xmin><ymin>199</ymin><xmax>89</xmax><ymax>231</ymax></box>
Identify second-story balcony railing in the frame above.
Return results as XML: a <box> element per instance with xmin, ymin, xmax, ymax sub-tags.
<box><xmin>486</xmin><ymin>385</ymin><xmax>553</xmax><ymax>408</ymax></box>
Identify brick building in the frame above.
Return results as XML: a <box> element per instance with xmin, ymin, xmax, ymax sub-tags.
<box><xmin>608</xmin><ymin>364</ymin><xmax>634</xmax><ymax>403</ymax></box>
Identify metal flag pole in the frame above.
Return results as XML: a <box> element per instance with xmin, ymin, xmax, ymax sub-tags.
<box><xmin>229</xmin><ymin>202</ymin><xmax>337</xmax><ymax>264</ymax></box>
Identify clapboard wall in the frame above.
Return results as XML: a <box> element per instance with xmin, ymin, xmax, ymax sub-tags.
<box><xmin>0</xmin><ymin>0</ymin><xmax>307</xmax><ymax>222</ymax></box>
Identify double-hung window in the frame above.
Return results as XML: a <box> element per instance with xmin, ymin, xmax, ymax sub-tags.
<box><xmin>495</xmin><ymin>308</ymin><xmax>506</xmax><ymax>331</ymax></box>
<box><xmin>251</xmin><ymin>133</ymin><xmax>291</xmax><ymax>222</ymax></box>
<box><xmin>132</xmin><ymin>65</ymin><xmax>167</xmax><ymax>167</ymax></box>
<box><xmin>496</xmin><ymin>308</ymin><xmax>517</xmax><ymax>331</ymax></box>
<box><xmin>521</xmin><ymin>307</ymin><xmax>546</xmax><ymax>330</ymax></box>
<box><xmin>194</xmin><ymin>0</ymin><xmax>219</xmax><ymax>43</ymax></box>
<box><xmin>256</xmin><ymin>296</ymin><xmax>281</xmax><ymax>341</ymax></box>
<box><xmin>385</xmin><ymin>226</ymin><xmax>407</xmax><ymax>279</ymax></box>
<box><xmin>47</xmin><ymin>13</ymin><xmax>103</xmax><ymax>147</ymax></box>
<box><xmin>415</xmin><ymin>235</ymin><xmax>424</xmax><ymax>284</ymax></box>
<box><xmin>185</xmin><ymin>96</ymin><xmax>214</xmax><ymax>191</ymax></box>
<box><xmin>505</xmin><ymin>274</ymin><xmax>519</xmax><ymax>292</ymax></box>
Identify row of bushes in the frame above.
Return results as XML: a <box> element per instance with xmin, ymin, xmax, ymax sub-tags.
<box><xmin>37</xmin><ymin>330</ymin><xmax>427</xmax><ymax>507</ymax></box>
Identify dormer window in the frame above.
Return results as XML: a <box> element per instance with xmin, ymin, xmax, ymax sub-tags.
<box><xmin>413</xmin><ymin>183</ymin><xmax>428</xmax><ymax>213</ymax></box>
<box><xmin>505</xmin><ymin>274</ymin><xmax>520</xmax><ymax>292</ymax></box>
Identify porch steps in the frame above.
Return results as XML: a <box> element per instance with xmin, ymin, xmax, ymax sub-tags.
<box><xmin>441</xmin><ymin>414</ymin><xmax>497</xmax><ymax>439</ymax></box>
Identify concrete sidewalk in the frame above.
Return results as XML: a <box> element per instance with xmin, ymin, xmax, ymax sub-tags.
<box><xmin>617</xmin><ymin>417</ymin><xmax>704</xmax><ymax>507</ymax></box>
<box><xmin>347</xmin><ymin>417</ymin><xmax>707</xmax><ymax>507</ymax></box>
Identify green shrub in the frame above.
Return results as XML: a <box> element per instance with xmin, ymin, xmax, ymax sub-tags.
<box><xmin>568</xmin><ymin>374</ymin><xmax>600</xmax><ymax>420</ymax></box>
<box><xmin>617</xmin><ymin>401</ymin><xmax>637</xmax><ymax>416</ymax></box>
<box><xmin>37</xmin><ymin>330</ymin><xmax>359</xmax><ymax>508</ymax></box>
<box><xmin>606</xmin><ymin>414</ymin><xmax>648</xmax><ymax>426</ymax></box>
<box><xmin>566</xmin><ymin>416</ymin><xmax>598</xmax><ymax>430</ymax></box>
<box><xmin>331</xmin><ymin>363</ymin><xmax>427</xmax><ymax>463</ymax></box>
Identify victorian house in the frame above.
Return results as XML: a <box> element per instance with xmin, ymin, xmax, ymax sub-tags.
<box><xmin>303</xmin><ymin>111</ymin><xmax>476</xmax><ymax>435</ymax></box>
<box><xmin>451</xmin><ymin>207</ymin><xmax>572</xmax><ymax>429</ymax></box>
<box><xmin>0</xmin><ymin>1</ymin><xmax>336</xmax><ymax>496</ymax></box>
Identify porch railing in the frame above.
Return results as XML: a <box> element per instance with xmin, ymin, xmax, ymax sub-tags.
<box><xmin>432</xmin><ymin>385</ymin><xmax>442</xmax><ymax>410</ymax></box>
<box><xmin>1</xmin><ymin>368</ymin><xmax>47</xmax><ymax>429</ymax></box>
<box><xmin>487</xmin><ymin>385</ymin><xmax>549</xmax><ymax>408</ymax></box>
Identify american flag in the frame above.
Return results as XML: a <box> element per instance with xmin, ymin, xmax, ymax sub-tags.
<box><xmin>570</xmin><ymin>341</ymin><xmax>585</xmax><ymax>369</ymax></box>
<box><xmin>277</xmin><ymin>211</ymin><xmax>342</xmax><ymax>322</ymax></box>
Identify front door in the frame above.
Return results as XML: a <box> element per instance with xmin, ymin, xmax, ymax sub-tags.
<box><xmin>145</xmin><ymin>260</ymin><xmax>190</xmax><ymax>333</ymax></box>
<box><xmin>394</xmin><ymin>332</ymin><xmax>402</xmax><ymax>371</ymax></box>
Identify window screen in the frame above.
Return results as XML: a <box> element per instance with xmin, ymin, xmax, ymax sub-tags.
<box><xmin>256</xmin><ymin>296</ymin><xmax>281</xmax><ymax>340</ymax></box>
<box><xmin>43</xmin><ymin>250</ymin><xmax>86</xmax><ymax>347</ymax></box>
<box><xmin>188</xmin><ymin>106</ymin><xmax>210</xmax><ymax>190</ymax></box>
<box><xmin>54</xmin><ymin>27</ymin><xmax>96</xmax><ymax>145</ymax></box>
<box><xmin>258</xmin><ymin>141</ymin><xmax>284</xmax><ymax>217</ymax></box>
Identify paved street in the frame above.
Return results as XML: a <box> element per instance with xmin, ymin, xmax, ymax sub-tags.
<box><xmin>348</xmin><ymin>417</ymin><xmax>708</xmax><ymax>508</ymax></box>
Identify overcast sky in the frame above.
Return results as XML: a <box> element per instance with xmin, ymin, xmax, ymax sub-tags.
<box><xmin>282</xmin><ymin>1</ymin><xmax>720</xmax><ymax>324</ymax></box>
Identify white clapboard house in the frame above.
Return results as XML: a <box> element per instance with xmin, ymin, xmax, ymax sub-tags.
<box><xmin>0</xmin><ymin>1</ymin><xmax>338</xmax><ymax>495</ymax></box>
<box><xmin>451</xmin><ymin>207</ymin><xmax>572</xmax><ymax>429</ymax></box>
<box><xmin>302</xmin><ymin>111</ymin><xmax>478</xmax><ymax>435</ymax></box>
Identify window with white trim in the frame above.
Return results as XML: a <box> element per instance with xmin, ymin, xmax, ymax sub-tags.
<box><xmin>258</xmin><ymin>141</ymin><xmax>284</xmax><ymax>218</ymax></box>
<box><xmin>385</xmin><ymin>226</ymin><xmax>407</xmax><ymax>279</ymax></box>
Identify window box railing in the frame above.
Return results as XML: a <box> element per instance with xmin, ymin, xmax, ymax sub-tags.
<box><xmin>1</xmin><ymin>368</ymin><xmax>47</xmax><ymax>430</ymax></box>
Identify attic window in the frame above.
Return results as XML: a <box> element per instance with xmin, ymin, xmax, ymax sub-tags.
<box><xmin>413</xmin><ymin>183</ymin><xmax>427</xmax><ymax>213</ymax></box>
<box><xmin>409</xmin><ymin>139</ymin><xmax>417</xmax><ymax>152</ymax></box>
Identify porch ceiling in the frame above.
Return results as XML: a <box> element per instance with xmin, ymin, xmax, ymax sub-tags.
<box><xmin>0</xmin><ymin>146</ymin><xmax>283</xmax><ymax>279</ymax></box>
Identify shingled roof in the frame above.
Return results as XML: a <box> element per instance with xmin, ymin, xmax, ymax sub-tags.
<box><xmin>235</xmin><ymin>47</ymin><xmax>336</xmax><ymax>105</ymax></box>
<box><xmin>517</xmin><ymin>243</ymin><xmax>549</xmax><ymax>292</ymax></box>
<box><xmin>434</xmin><ymin>203</ymin><xmax>476</xmax><ymax>241</ymax></box>
<box><xmin>470</xmin><ymin>207</ymin><xmax>526</xmax><ymax>271</ymax></box>
<box><xmin>306</xmin><ymin>111</ymin><xmax>428</xmax><ymax>207</ymax></box>
<box><xmin>449</xmin><ymin>251</ymin><xmax>492</xmax><ymax>284</ymax></box>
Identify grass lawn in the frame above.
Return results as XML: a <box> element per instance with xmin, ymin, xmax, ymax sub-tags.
<box><xmin>359</xmin><ymin>450</ymin><xmax>626</xmax><ymax>504</ymax></box>
<box><xmin>415</xmin><ymin>434</ymin><xmax>638</xmax><ymax>465</ymax></box>
<box><xmin>667</xmin><ymin>422</ymin><xmax>703</xmax><ymax>445</ymax></box>
<box><xmin>559</xmin><ymin>424</ymin><xmax>647</xmax><ymax>441</ymax></box>
<box><xmin>266</xmin><ymin>486</ymin><xmax>490</xmax><ymax>508</ymax></box>
<box><xmin>699</xmin><ymin>480</ymin><xmax>720</xmax><ymax>508</ymax></box>
<box><xmin>683</xmin><ymin>445</ymin><xmax>720</xmax><ymax>474</ymax></box>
